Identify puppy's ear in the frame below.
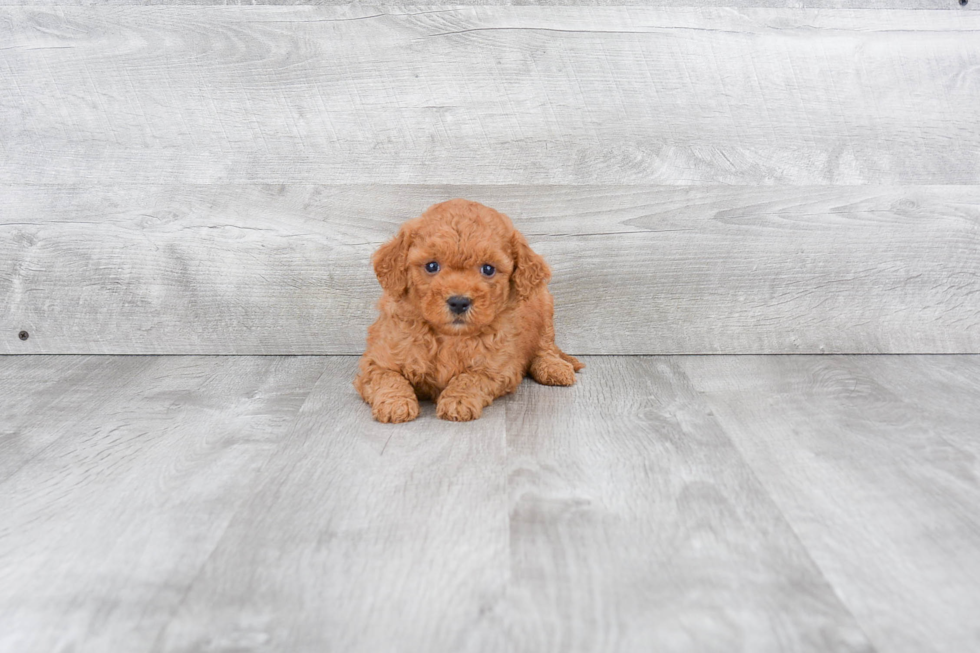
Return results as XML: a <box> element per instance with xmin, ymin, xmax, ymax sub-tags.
<box><xmin>510</xmin><ymin>231</ymin><xmax>551</xmax><ymax>302</ymax></box>
<box><xmin>373</xmin><ymin>224</ymin><xmax>414</xmax><ymax>296</ymax></box>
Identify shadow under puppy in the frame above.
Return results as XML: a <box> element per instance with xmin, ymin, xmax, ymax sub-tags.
<box><xmin>355</xmin><ymin>199</ymin><xmax>583</xmax><ymax>423</ymax></box>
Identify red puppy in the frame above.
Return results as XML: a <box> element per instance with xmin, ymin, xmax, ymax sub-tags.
<box><xmin>355</xmin><ymin>199</ymin><xmax>583</xmax><ymax>422</ymax></box>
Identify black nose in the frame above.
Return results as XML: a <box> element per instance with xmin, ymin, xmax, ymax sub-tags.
<box><xmin>447</xmin><ymin>296</ymin><xmax>472</xmax><ymax>315</ymax></box>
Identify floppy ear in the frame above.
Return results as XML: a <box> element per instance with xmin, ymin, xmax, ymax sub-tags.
<box><xmin>373</xmin><ymin>224</ymin><xmax>414</xmax><ymax>296</ymax></box>
<box><xmin>510</xmin><ymin>231</ymin><xmax>551</xmax><ymax>303</ymax></box>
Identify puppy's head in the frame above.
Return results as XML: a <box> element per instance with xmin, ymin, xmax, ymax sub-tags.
<box><xmin>373</xmin><ymin>199</ymin><xmax>550</xmax><ymax>335</ymax></box>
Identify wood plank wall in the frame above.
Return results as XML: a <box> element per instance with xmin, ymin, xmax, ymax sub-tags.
<box><xmin>2</xmin><ymin>5</ymin><xmax>978</xmax><ymax>354</ymax></box>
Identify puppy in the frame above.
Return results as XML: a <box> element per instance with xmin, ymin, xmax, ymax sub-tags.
<box><xmin>354</xmin><ymin>199</ymin><xmax>583</xmax><ymax>423</ymax></box>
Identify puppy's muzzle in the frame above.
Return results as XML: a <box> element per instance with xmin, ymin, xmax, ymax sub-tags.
<box><xmin>447</xmin><ymin>296</ymin><xmax>472</xmax><ymax>315</ymax></box>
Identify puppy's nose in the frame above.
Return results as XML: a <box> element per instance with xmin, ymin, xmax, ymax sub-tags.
<box><xmin>447</xmin><ymin>296</ymin><xmax>472</xmax><ymax>315</ymax></box>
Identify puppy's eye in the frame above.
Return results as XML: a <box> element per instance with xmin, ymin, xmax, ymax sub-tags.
<box><xmin>481</xmin><ymin>264</ymin><xmax>496</xmax><ymax>277</ymax></box>
<box><xmin>425</xmin><ymin>261</ymin><xmax>440</xmax><ymax>274</ymax></box>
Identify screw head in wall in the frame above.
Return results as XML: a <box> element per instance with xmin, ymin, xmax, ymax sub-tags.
<box><xmin>18</xmin><ymin>330</ymin><xmax>29</xmax><ymax>341</ymax></box>
<box><xmin>961</xmin><ymin>0</ymin><xmax>969</xmax><ymax>6</ymax></box>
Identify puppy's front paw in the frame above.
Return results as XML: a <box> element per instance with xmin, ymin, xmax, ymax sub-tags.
<box><xmin>530</xmin><ymin>356</ymin><xmax>576</xmax><ymax>386</ymax></box>
<box><xmin>437</xmin><ymin>392</ymin><xmax>484</xmax><ymax>422</ymax></box>
<box><xmin>372</xmin><ymin>395</ymin><xmax>420</xmax><ymax>424</ymax></box>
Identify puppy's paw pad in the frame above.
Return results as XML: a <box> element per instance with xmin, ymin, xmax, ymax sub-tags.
<box><xmin>437</xmin><ymin>394</ymin><xmax>483</xmax><ymax>422</ymax></box>
<box><xmin>531</xmin><ymin>357</ymin><xmax>576</xmax><ymax>386</ymax></box>
<box><xmin>373</xmin><ymin>396</ymin><xmax>420</xmax><ymax>423</ymax></box>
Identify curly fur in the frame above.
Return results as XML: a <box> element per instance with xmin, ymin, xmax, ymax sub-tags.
<box><xmin>354</xmin><ymin>199</ymin><xmax>583</xmax><ymax>423</ymax></box>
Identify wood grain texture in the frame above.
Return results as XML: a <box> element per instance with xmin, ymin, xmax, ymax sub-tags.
<box><xmin>0</xmin><ymin>355</ymin><xmax>151</xmax><ymax>481</ymax></box>
<box><xmin>2</xmin><ymin>7</ymin><xmax>979</xmax><ymax>185</ymax></box>
<box><xmin>679</xmin><ymin>354</ymin><xmax>980</xmax><ymax>653</ymax></box>
<box><xmin>0</xmin><ymin>355</ymin><xmax>325</xmax><ymax>653</ymax></box>
<box><xmin>490</xmin><ymin>356</ymin><xmax>872</xmax><ymax>652</ymax></box>
<box><xmin>0</xmin><ymin>355</ymin><xmax>878</xmax><ymax>652</ymax></box>
<box><xmin>154</xmin><ymin>357</ymin><xmax>513</xmax><ymax>653</ymax></box>
<box><xmin>4</xmin><ymin>355</ymin><xmax>980</xmax><ymax>650</ymax></box>
<box><xmin>1</xmin><ymin>0</ymin><xmax>975</xmax><ymax>8</ymax></box>
<box><xmin>854</xmin><ymin>355</ymin><xmax>980</xmax><ymax>457</ymax></box>
<box><xmin>3</xmin><ymin>184</ymin><xmax>978</xmax><ymax>354</ymax></box>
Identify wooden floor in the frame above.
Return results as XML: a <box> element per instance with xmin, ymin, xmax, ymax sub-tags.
<box><xmin>1</xmin><ymin>355</ymin><xmax>979</xmax><ymax>653</ymax></box>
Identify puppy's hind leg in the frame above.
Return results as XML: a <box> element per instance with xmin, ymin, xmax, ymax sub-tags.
<box><xmin>529</xmin><ymin>346</ymin><xmax>581</xmax><ymax>387</ymax></box>
<box><xmin>557</xmin><ymin>349</ymin><xmax>585</xmax><ymax>372</ymax></box>
<box><xmin>528</xmin><ymin>293</ymin><xmax>582</xmax><ymax>386</ymax></box>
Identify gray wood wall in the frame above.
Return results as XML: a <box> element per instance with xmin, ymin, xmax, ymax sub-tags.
<box><xmin>2</xmin><ymin>5</ymin><xmax>978</xmax><ymax>354</ymax></box>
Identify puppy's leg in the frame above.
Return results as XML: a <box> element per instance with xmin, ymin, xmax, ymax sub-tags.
<box><xmin>529</xmin><ymin>296</ymin><xmax>583</xmax><ymax>384</ymax></box>
<box><xmin>436</xmin><ymin>371</ymin><xmax>520</xmax><ymax>422</ymax></box>
<box><xmin>529</xmin><ymin>347</ymin><xmax>580</xmax><ymax>386</ymax></box>
<box><xmin>558</xmin><ymin>350</ymin><xmax>585</xmax><ymax>372</ymax></box>
<box><xmin>354</xmin><ymin>363</ymin><xmax>420</xmax><ymax>424</ymax></box>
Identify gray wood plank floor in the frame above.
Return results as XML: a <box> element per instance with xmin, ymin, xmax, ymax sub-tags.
<box><xmin>2</xmin><ymin>354</ymin><xmax>978</xmax><ymax>652</ymax></box>
<box><xmin>679</xmin><ymin>356</ymin><xmax>980</xmax><ymax>653</ymax></box>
